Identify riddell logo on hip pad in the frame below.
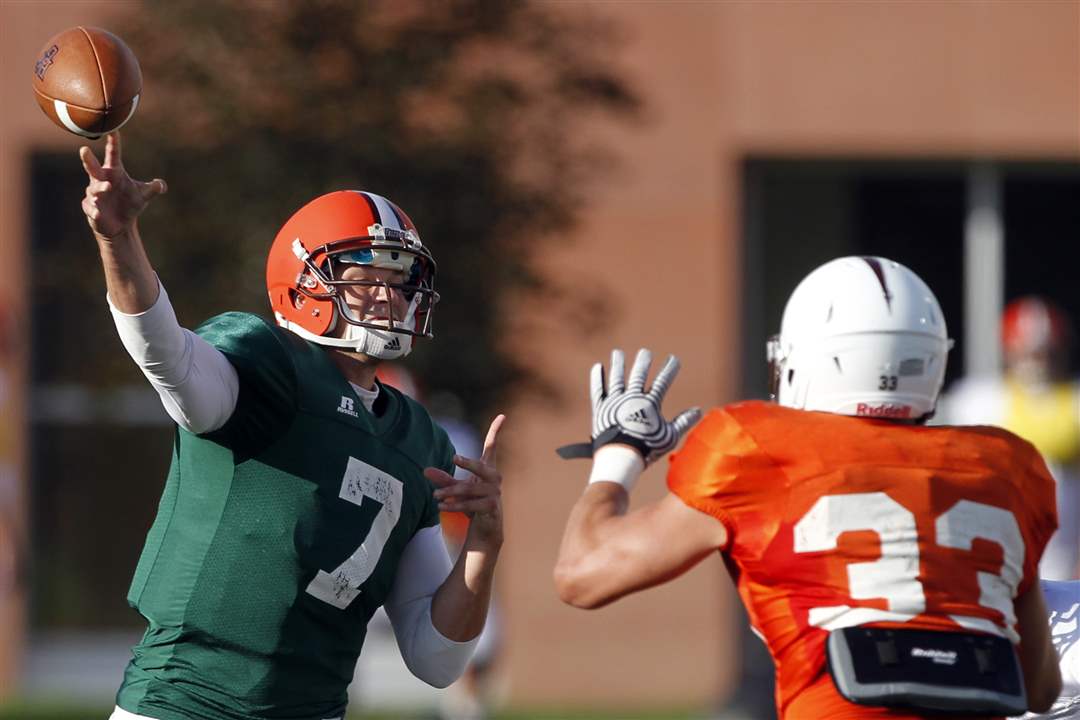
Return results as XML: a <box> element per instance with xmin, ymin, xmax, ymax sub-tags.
<box><xmin>856</xmin><ymin>403</ymin><xmax>912</xmax><ymax>418</ymax></box>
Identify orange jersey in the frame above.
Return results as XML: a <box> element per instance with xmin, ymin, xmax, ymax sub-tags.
<box><xmin>667</xmin><ymin>401</ymin><xmax>1058</xmax><ymax>720</ymax></box>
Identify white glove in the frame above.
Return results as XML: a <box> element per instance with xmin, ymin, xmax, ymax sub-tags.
<box><xmin>558</xmin><ymin>348</ymin><xmax>702</xmax><ymax>469</ymax></box>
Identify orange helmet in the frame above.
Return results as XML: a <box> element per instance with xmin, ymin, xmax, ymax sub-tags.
<box><xmin>266</xmin><ymin>190</ymin><xmax>438</xmax><ymax>358</ymax></box>
<box><xmin>1002</xmin><ymin>296</ymin><xmax>1070</xmax><ymax>357</ymax></box>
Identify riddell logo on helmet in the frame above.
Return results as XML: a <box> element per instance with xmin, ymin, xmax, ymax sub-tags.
<box><xmin>855</xmin><ymin>403</ymin><xmax>912</xmax><ymax>418</ymax></box>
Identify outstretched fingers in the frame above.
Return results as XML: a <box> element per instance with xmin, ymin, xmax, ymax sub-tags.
<box><xmin>79</xmin><ymin>146</ymin><xmax>106</xmax><ymax>181</ymax></box>
<box><xmin>608</xmin><ymin>348</ymin><xmax>626</xmax><ymax>396</ymax></box>
<box><xmin>626</xmin><ymin>348</ymin><xmax>653</xmax><ymax>394</ymax></box>
<box><xmin>672</xmin><ymin>407</ymin><xmax>703</xmax><ymax>438</ymax></box>
<box><xmin>590</xmin><ymin>362</ymin><xmax>606</xmax><ymax>409</ymax></box>
<box><xmin>648</xmin><ymin>354</ymin><xmax>681</xmax><ymax>400</ymax></box>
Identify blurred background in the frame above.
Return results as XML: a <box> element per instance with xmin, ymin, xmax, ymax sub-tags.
<box><xmin>1</xmin><ymin>1</ymin><xmax>1078</xmax><ymax>718</ymax></box>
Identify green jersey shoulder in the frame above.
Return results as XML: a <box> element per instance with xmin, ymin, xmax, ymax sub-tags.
<box><xmin>118</xmin><ymin>312</ymin><xmax>454</xmax><ymax>720</ymax></box>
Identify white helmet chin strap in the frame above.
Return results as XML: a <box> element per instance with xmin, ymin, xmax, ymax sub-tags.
<box><xmin>333</xmin><ymin>294</ymin><xmax>420</xmax><ymax>359</ymax></box>
<box><xmin>339</xmin><ymin>323</ymin><xmax>413</xmax><ymax>359</ymax></box>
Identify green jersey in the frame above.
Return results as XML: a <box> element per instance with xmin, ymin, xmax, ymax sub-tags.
<box><xmin>116</xmin><ymin>312</ymin><xmax>453</xmax><ymax>720</ymax></box>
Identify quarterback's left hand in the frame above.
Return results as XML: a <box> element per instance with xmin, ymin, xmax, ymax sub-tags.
<box><xmin>426</xmin><ymin>414</ymin><xmax>506</xmax><ymax>549</ymax></box>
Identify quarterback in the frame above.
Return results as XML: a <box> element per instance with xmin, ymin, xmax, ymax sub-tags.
<box><xmin>80</xmin><ymin>133</ymin><xmax>505</xmax><ymax>720</ymax></box>
<box><xmin>555</xmin><ymin>257</ymin><xmax>1062</xmax><ymax>718</ymax></box>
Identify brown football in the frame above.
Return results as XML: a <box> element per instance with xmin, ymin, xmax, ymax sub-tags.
<box><xmin>31</xmin><ymin>27</ymin><xmax>142</xmax><ymax>140</ymax></box>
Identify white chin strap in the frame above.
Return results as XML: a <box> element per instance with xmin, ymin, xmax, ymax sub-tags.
<box><xmin>340</xmin><ymin>323</ymin><xmax>414</xmax><ymax>359</ymax></box>
<box><xmin>334</xmin><ymin>295</ymin><xmax>420</xmax><ymax>359</ymax></box>
<box><xmin>276</xmin><ymin>298</ymin><xmax>420</xmax><ymax>359</ymax></box>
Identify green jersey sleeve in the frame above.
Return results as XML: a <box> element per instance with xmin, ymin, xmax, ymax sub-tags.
<box><xmin>195</xmin><ymin>312</ymin><xmax>298</xmax><ymax>454</ymax></box>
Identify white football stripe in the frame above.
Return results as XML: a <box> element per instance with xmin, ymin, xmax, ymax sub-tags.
<box><xmin>115</xmin><ymin>94</ymin><xmax>139</xmax><ymax>131</ymax></box>
<box><xmin>53</xmin><ymin>100</ymin><xmax>100</xmax><ymax>139</ymax></box>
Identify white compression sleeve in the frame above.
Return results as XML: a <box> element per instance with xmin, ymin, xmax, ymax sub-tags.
<box><xmin>384</xmin><ymin>525</ymin><xmax>478</xmax><ymax>688</ymax></box>
<box><xmin>108</xmin><ymin>279</ymin><xmax>239</xmax><ymax>434</ymax></box>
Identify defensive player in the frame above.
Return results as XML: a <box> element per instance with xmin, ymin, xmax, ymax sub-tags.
<box><xmin>79</xmin><ymin>133</ymin><xmax>505</xmax><ymax>720</ymax></box>
<box><xmin>555</xmin><ymin>257</ymin><xmax>1062</xmax><ymax>718</ymax></box>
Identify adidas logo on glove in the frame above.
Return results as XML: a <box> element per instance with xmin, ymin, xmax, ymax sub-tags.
<box><xmin>615</xmin><ymin>400</ymin><xmax>660</xmax><ymax>434</ymax></box>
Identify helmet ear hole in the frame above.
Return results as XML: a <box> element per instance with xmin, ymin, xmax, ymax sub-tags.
<box><xmin>289</xmin><ymin>289</ymin><xmax>306</xmax><ymax>310</ymax></box>
<box><xmin>787</xmin><ymin>369</ymin><xmax>795</xmax><ymax>386</ymax></box>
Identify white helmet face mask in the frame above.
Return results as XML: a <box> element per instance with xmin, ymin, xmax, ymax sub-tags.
<box><xmin>768</xmin><ymin>256</ymin><xmax>952</xmax><ymax>420</ymax></box>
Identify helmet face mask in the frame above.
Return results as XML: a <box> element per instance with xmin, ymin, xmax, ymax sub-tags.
<box><xmin>769</xmin><ymin>256</ymin><xmax>951</xmax><ymax>421</ymax></box>
<box><xmin>267</xmin><ymin>191</ymin><xmax>439</xmax><ymax>359</ymax></box>
<box><xmin>298</xmin><ymin>234</ymin><xmax>438</xmax><ymax>339</ymax></box>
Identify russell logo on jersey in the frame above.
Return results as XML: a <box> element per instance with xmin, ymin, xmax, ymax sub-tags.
<box><xmin>337</xmin><ymin>396</ymin><xmax>359</xmax><ymax>418</ymax></box>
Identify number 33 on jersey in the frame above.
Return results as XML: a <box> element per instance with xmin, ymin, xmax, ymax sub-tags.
<box><xmin>667</xmin><ymin>401</ymin><xmax>1057</xmax><ymax>718</ymax></box>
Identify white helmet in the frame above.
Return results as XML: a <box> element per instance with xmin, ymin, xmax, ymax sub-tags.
<box><xmin>768</xmin><ymin>256</ymin><xmax>951</xmax><ymax>420</ymax></box>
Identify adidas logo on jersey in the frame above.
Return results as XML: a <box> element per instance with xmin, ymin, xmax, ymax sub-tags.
<box><xmin>855</xmin><ymin>402</ymin><xmax>912</xmax><ymax>418</ymax></box>
<box><xmin>383</xmin><ymin>336</ymin><xmax>402</xmax><ymax>352</ymax></box>
<box><xmin>910</xmin><ymin>647</ymin><xmax>958</xmax><ymax>666</ymax></box>
<box><xmin>337</xmin><ymin>396</ymin><xmax>359</xmax><ymax>418</ymax></box>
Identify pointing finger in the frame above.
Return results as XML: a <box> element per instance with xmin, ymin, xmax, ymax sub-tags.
<box><xmin>79</xmin><ymin>146</ymin><xmax>105</xmax><ymax>181</ymax></box>
<box><xmin>648</xmin><ymin>355</ymin><xmax>681</xmax><ymax>400</ymax></box>
<box><xmin>480</xmin><ymin>414</ymin><xmax>506</xmax><ymax>465</ymax></box>
<box><xmin>104</xmin><ymin>132</ymin><xmax>123</xmax><ymax>169</ymax></box>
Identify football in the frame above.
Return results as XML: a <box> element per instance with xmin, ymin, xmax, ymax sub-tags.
<box><xmin>31</xmin><ymin>27</ymin><xmax>142</xmax><ymax>140</ymax></box>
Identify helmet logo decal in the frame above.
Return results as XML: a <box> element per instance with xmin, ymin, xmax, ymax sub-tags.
<box><xmin>861</xmin><ymin>256</ymin><xmax>893</xmax><ymax>311</ymax></box>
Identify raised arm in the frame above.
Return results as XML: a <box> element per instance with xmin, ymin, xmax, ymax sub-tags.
<box><xmin>552</xmin><ymin>349</ymin><xmax>722</xmax><ymax>608</ymax></box>
<box><xmin>80</xmin><ymin>132</ymin><xmax>166</xmax><ymax>313</ymax></box>
<box><xmin>80</xmin><ymin>133</ymin><xmax>238</xmax><ymax>434</ymax></box>
<box><xmin>554</xmin><ymin>479</ymin><xmax>727</xmax><ymax>609</ymax></box>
